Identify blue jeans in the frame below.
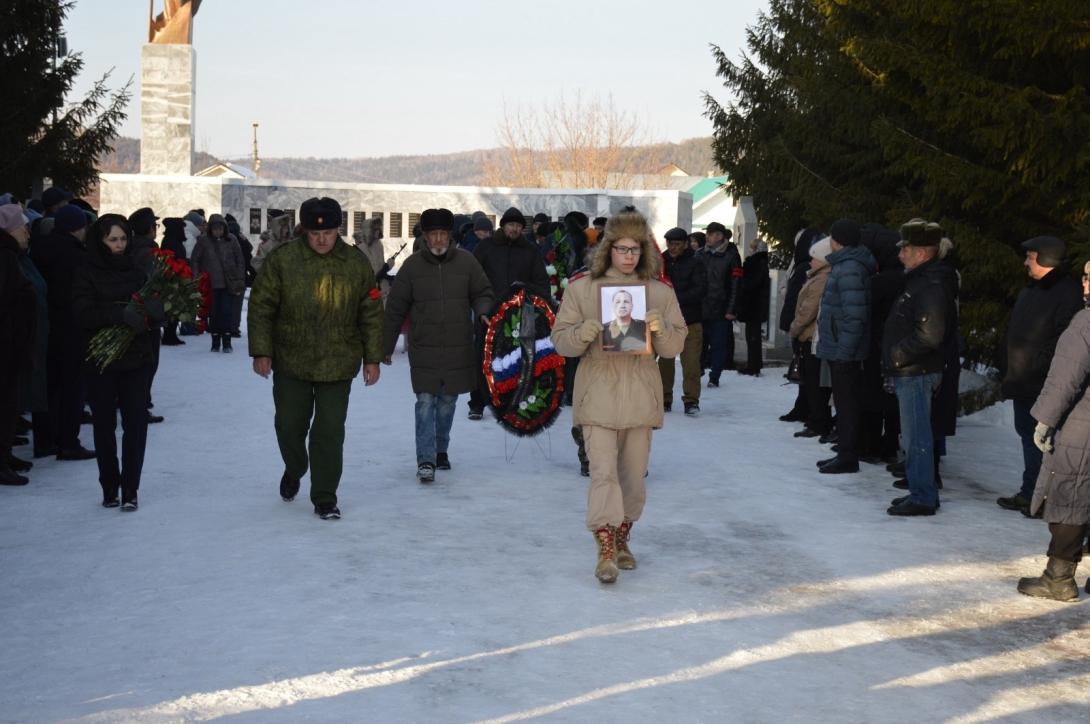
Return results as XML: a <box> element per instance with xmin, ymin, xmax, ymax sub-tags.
<box><xmin>893</xmin><ymin>373</ymin><xmax>942</xmax><ymax>507</ymax></box>
<box><xmin>1013</xmin><ymin>398</ymin><xmax>1043</xmax><ymax>499</ymax></box>
<box><xmin>703</xmin><ymin>319</ymin><xmax>730</xmax><ymax>383</ymax></box>
<box><xmin>415</xmin><ymin>392</ymin><xmax>457</xmax><ymax>465</ymax></box>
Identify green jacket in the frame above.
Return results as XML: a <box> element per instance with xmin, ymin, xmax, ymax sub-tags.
<box><xmin>248</xmin><ymin>237</ymin><xmax>383</xmax><ymax>382</ymax></box>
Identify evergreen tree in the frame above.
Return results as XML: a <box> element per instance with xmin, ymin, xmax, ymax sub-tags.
<box><xmin>706</xmin><ymin>0</ymin><xmax>1090</xmax><ymax>365</ymax></box>
<box><xmin>0</xmin><ymin>0</ymin><xmax>131</xmax><ymax>198</ymax></box>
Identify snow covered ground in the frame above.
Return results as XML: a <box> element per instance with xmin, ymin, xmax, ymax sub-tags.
<box><xmin>3</xmin><ymin>329</ymin><xmax>1090</xmax><ymax>723</ymax></box>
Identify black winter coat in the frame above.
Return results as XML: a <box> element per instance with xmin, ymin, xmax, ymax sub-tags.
<box><xmin>882</xmin><ymin>258</ymin><xmax>953</xmax><ymax>377</ymax></box>
<box><xmin>382</xmin><ymin>246</ymin><xmax>495</xmax><ymax>395</ymax></box>
<box><xmin>778</xmin><ymin>228</ymin><xmax>821</xmax><ymax>332</ymax></box>
<box><xmin>129</xmin><ymin>234</ymin><xmax>158</xmax><ymax>276</ymax></box>
<box><xmin>930</xmin><ymin>260</ymin><xmax>961</xmax><ymax>437</ymax></box>
<box><xmin>698</xmin><ymin>242</ymin><xmax>741</xmax><ymax>320</ymax></box>
<box><xmin>71</xmin><ymin>238</ymin><xmax>155</xmax><ymax>373</ymax></box>
<box><xmin>473</xmin><ymin>231</ymin><xmax>550</xmax><ymax>312</ymax></box>
<box><xmin>660</xmin><ymin>247</ymin><xmax>707</xmax><ymax>324</ymax></box>
<box><xmin>29</xmin><ymin>228</ymin><xmax>88</xmax><ymax>357</ymax></box>
<box><xmin>0</xmin><ymin>232</ymin><xmax>36</xmax><ymax>379</ymax></box>
<box><xmin>1001</xmin><ymin>268</ymin><xmax>1083</xmax><ymax>401</ymax></box>
<box><xmin>737</xmin><ymin>251</ymin><xmax>770</xmax><ymax>324</ymax></box>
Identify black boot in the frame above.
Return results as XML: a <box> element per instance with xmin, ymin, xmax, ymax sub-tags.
<box><xmin>211</xmin><ymin>334</ymin><xmax>221</xmax><ymax>352</ymax></box>
<box><xmin>280</xmin><ymin>472</ymin><xmax>300</xmax><ymax>502</ymax></box>
<box><xmin>222</xmin><ymin>335</ymin><xmax>233</xmax><ymax>353</ymax></box>
<box><xmin>1017</xmin><ymin>557</ymin><xmax>1079</xmax><ymax>601</ymax></box>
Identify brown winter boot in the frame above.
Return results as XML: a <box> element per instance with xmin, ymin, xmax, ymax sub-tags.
<box><xmin>1017</xmin><ymin>557</ymin><xmax>1079</xmax><ymax>602</ymax></box>
<box><xmin>615</xmin><ymin>519</ymin><xmax>637</xmax><ymax>570</ymax></box>
<box><xmin>593</xmin><ymin>526</ymin><xmax>619</xmax><ymax>583</ymax></box>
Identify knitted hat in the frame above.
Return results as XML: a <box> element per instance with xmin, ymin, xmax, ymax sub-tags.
<box><xmin>499</xmin><ymin>207</ymin><xmax>525</xmax><ymax>228</ymax></box>
<box><xmin>54</xmin><ymin>204</ymin><xmax>88</xmax><ymax>233</ymax></box>
<box><xmin>0</xmin><ymin>203</ymin><xmax>28</xmax><ymax>233</ymax></box>
<box><xmin>809</xmin><ymin>236</ymin><xmax>832</xmax><ymax>263</ymax></box>
<box><xmin>473</xmin><ymin>215</ymin><xmax>494</xmax><ymax>232</ymax></box>
<box><xmin>829</xmin><ymin>218</ymin><xmax>861</xmax><ymax>247</ymax></box>
<box><xmin>1022</xmin><ymin>236</ymin><xmax>1066</xmax><ymax>268</ymax></box>
<box><xmin>183</xmin><ymin>211</ymin><xmax>206</xmax><ymax>227</ymax></box>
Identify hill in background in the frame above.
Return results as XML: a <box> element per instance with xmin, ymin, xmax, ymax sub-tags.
<box><xmin>97</xmin><ymin>137</ymin><xmax>718</xmax><ymax>186</ymax></box>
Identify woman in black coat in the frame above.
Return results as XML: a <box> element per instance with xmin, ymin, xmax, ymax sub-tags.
<box><xmin>72</xmin><ymin>215</ymin><xmax>164</xmax><ymax>510</ymax></box>
<box><xmin>737</xmin><ymin>239</ymin><xmax>770</xmax><ymax>375</ymax></box>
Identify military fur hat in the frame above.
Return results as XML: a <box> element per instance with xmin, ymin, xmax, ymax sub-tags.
<box><xmin>897</xmin><ymin>218</ymin><xmax>943</xmax><ymax>248</ymax></box>
<box><xmin>300</xmin><ymin>197</ymin><xmax>342</xmax><ymax>230</ymax></box>
<box><xmin>420</xmin><ymin>208</ymin><xmax>454</xmax><ymax>232</ymax></box>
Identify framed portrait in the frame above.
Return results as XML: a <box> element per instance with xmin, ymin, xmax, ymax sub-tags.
<box><xmin>598</xmin><ymin>283</ymin><xmax>651</xmax><ymax>354</ymax></box>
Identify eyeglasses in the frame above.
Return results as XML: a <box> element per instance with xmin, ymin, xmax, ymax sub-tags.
<box><xmin>612</xmin><ymin>245</ymin><xmax>641</xmax><ymax>256</ymax></box>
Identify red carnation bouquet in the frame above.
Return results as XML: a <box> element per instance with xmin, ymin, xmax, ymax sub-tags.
<box><xmin>87</xmin><ymin>249</ymin><xmax>211</xmax><ymax>371</ymax></box>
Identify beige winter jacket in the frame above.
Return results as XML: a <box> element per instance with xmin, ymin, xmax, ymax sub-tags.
<box><xmin>789</xmin><ymin>264</ymin><xmax>830</xmax><ymax>342</ymax></box>
<box><xmin>552</xmin><ymin>267</ymin><xmax>687</xmax><ymax>430</ymax></box>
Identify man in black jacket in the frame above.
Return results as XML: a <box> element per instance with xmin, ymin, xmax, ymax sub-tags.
<box><xmin>468</xmin><ymin>206</ymin><xmax>550</xmax><ymax>419</ymax></box>
<box><xmin>699</xmin><ymin>221</ymin><xmax>741</xmax><ymax>386</ymax></box>
<box><xmin>883</xmin><ymin>220</ymin><xmax>953</xmax><ymax>516</ymax></box>
<box><xmin>28</xmin><ymin>204</ymin><xmax>96</xmax><ymax>461</ymax></box>
<box><xmin>997</xmin><ymin>235</ymin><xmax>1084</xmax><ymax>514</ymax></box>
<box><xmin>658</xmin><ymin>227</ymin><xmax>706</xmax><ymax>415</ymax></box>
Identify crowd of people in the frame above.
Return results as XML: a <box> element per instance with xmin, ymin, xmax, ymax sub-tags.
<box><xmin>2</xmin><ymin>188</ymin><xmax>1089</xmax><ymax>597</ymax></box>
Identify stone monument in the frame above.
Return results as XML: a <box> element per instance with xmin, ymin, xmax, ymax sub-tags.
<box><xmin>140</xmin><ymin>1</ymin><xmax>202</xmax><ymax>175</ymax></box>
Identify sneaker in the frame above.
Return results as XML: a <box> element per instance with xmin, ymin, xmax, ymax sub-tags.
<box><xmin>997</xmin><ymin>493</ymin><xmax>1031</xmax><ymax>514</ymax></box>
<box><xmin>417</xmin><ymin>462</ymin><xmax>436</xmax><ymax>483</ymax></box>
<box><xmin>684</xmin><ymin>403</ymin><xmax>700</xmax><ymax>417</ymax></box>
<box><xmin>57</xmin><ymin>446</ymin><xmax>96</xmax><ymax>461</ymax></box>
<box><xmin>467</xmin><ymin>408</ymin><xmax>484</xmax><ymax>421</ymax></box>
<box><xmin>707</xmin><ymin>380</ymin><xmax>719</xmax><ymax>388</ymax></box>
<box><xmin>664</xmin><ymin>402</ymin><xmax>672</xmax><ymax>412</ymax></box>
<box><xmin>314</xmin><ymin>504</ymin><xmax>341</xmax><ymax>520</ymax></box>
<box><xmin>280</xmin><ymin>472</ymin><xmax>300</xmax><ymax>502</ymax></box>
<box><xmin>436</xmin><ymin>452</ymin><xmax>451</xmax><ymax>470</ymax></box>
<box><xmin>120</xmin><ymin>498</ymin><xmax>138</xmax><ymax>512</ymax></box>
<box><xmin>102</xmin><ymin>497</ymin><xmax>120</xmax><ymax>508</ymax></box>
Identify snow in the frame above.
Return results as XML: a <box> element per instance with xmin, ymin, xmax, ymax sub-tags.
<box><xmin>3</xmin><ymin>325</ymin><xmax>1090</xmax><ymax>723</ymax></box>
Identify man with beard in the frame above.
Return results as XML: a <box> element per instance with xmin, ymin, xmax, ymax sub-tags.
<box><xmin>466</xmin><ymin>206</ymin><xmax>549</xmax><ymax>419</ymax></box>
<box><xmin>383</xmin><ymin>208</ymin><xmax>494</xmax><ymax>482</ymax></box>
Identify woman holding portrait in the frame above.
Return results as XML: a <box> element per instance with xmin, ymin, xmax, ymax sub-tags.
<box><xmin>551</xmin><ymin>207</ymin><xmax>687</xmax><ymax>584</ymax></box>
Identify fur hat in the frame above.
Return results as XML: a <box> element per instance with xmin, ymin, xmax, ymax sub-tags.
<box><xmin>0</xmin><ymin>203</ymin><xmax>28</xmax><ymax>233</ymax></box>
<box><xmin>420</xmin><ymin>208</ymin><xmax>454</xmax><ymax>232</ymax></box>
<box><xmin>499</xmin><ymin>207</ymin><xmax>525</xmax><ymax>228</ymax></box>
<box><xmin>809</xmin><ymin>236</ymin><xmax>833</xmax><ymax>264</ymax></box>
<box><xmin>663</xmin><ymin>227</ymin><xmax>688</xmax><ymax>242</ymax></box>
<box><xmin>830</xmin><ymin>218</ymin><xmax>862</xmax><ymax>247</ymax></box>
<box><xmin>591</xmin><ymin>206</ymin><xmax>659</xmax><ymax>280</ymax></box>
<box><xmin>54</xmin><ymin>204</ymin><xmax>88</xmax><ymax>233</ymax></box>
<box><xmin>897</xmin><ymin>218</ymin><xmax>942</xmax><ymax>248</ymax></box>
<box><xmin>1022</xmin><ymin>235</ymin><xmax>1066</xmax><ymax>268</ymax></box>
<box><xmin>300</xmin><ymin>197</ymin><xmax>342</xmax><ymax>231</ymax></box>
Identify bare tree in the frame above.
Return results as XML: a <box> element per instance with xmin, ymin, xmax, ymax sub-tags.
<box><xmin>483</xmin><ymin>91</ymin><xmax>652</xmax><ymax>189</ymax></box>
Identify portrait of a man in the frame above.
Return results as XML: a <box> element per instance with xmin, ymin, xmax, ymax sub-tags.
<box><xmin>600</xmin><ymin>285</ymin><xmax>650</xmax><ymax>353</ymax></box>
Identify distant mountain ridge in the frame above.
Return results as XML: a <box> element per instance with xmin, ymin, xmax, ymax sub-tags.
<box><xmin>98</xmin><ymin>137</ymin><xmax>718</xmax><ymax>186</ymax></box>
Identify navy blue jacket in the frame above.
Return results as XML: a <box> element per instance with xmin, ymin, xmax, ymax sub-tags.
<box><xmin>816</xmin><ymin>245</ymin><xmax>876</xmax><ymax>362</ymax></box>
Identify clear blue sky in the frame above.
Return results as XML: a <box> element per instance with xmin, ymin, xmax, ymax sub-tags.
<box><xmin>67</xmin><ymin>0</ymin><xmax>769</xmax><ymax>159</ymax></box>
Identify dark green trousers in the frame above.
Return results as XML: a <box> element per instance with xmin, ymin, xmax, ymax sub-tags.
<box><xmin>272</xmin><ymin>372</ymin><xmax>352</xmax><ymax>506</ymax></box>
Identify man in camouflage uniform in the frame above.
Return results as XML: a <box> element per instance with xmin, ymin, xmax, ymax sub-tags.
<box><xmin>248</xmin><ymin>197</ymin><xmax>383</xmax><ymax>520</ymax></box>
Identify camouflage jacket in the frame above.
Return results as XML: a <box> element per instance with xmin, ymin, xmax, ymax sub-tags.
<box><xmin>248</xmin><ymin>237</ymin><xmax>383</xmax><ymax>381</ymax></box>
